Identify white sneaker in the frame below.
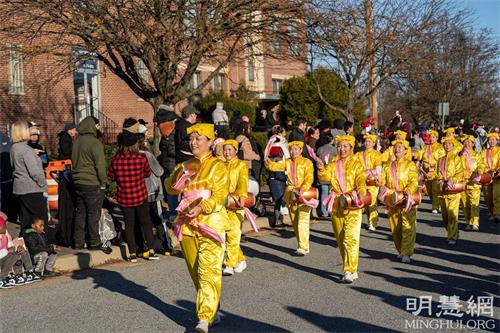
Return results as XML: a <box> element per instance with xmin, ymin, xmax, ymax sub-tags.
<box><xmin>234</xmin><ymin>261</ymin><xmax>247</xmax><ymax>273</ymax></box>
<box><xmin>295</xmin><ymin>248</ymin><xmax>307</xmax><ymax>256</ymax></box>
<box><xmin>280</xmin><ymin>206</ymin><xmax>289</xmax><ymax>215</ymax></box>
<box><xmin>432</xmin><ymin>209</ymin><xmax>438</xmax><ymax>214</ymax></box>
<box><xmin>222</xmin><ymin>266</ymin><xmax>234</xmax><ymax>276</ymax></box>
<box><xmin>402</xmin><ymin>255</ymin><xmax>411</xmax><ymax>263</ymax></box>
<box><xmin>472</xmin><ymin>225</ymin><xmax>479</xmax><ymax>231</ymax></box>
<box><xmin>368</xmin><ymin>225</ymin><xmax>376</xmax><ymax>232</ymax></box>
<box><xmin>351</xmin><ymin>272</ymin><xmax>359</xmax><ymax>280</ymax></box>
<box><xmin>195</xmin><ymin>320</ymin><xmax>209</xmax><ymax>333</ymax></box>
<box><xmin>342</xmin><ymin>271</ymin><xmax>355</xmax><ymax>283</ymax></box>
<box><xmin>448</xmin><ymin>240</ymin><xmax>456</xmax><ymax>245</ymax></box>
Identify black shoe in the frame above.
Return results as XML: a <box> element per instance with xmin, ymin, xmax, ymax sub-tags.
<box><xmin>0</xmin><ymin>278</ymin><xmax>14</xmax><ymax>289</ymax></box>
<box><xmin>88</xmin><ymin>244</ymin><xmax>103</xmax><ymax>251</ymax></box>
<box><xmin>8</xmin><ymin>274</ymin><xmax>27</xmax><ymax>286</ymax></box>
<box><xmin>43</xmin><ymin>270</ymin><xmax>61</xmax><ymax>278</ymax></box>
<box><xmin>25</xmin><ymin>272</ymin><xmax>42</xmax><ymax>283</ymax></box>
<box><xmin>129</xmin><ymin>255</ymin><xmax>138</xmax><ymax>263</ymax></box>
<box><xmin>100</xmin><ymin>246</ymin><xmax>113</xmax><ymax>254</ymax></box>
<box><xmin>148</xmin><ymin>252</ymin><xmax>160</xmax><ymax>260</ymax></box>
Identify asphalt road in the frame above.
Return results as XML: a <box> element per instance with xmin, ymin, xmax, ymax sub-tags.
<box><xmin>1</xmin><ymin>197</ymin><xmax>499</xmax><ymax>333</ymax></box>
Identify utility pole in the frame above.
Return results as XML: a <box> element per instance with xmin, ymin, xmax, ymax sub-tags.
<box><xmin>365</xmin><ymin>0</ymin><xmax>378</xmax><ymax>127</ymax></box>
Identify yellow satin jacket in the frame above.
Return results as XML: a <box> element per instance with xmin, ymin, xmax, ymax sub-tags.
<box><xmin>482</xmin><ymin>146</ymin><xmax>500</xmax><ymax>171</ymax></box>
<box><xmin>356</xmin><ymin>148</ymin><xmax>382</xmax><ymax>174</ymax></box>
<box><xmin>381</xmin><ymin>145</ymin><xmax>412</xmax><ymax>163</ymax></box>
<box><xmin>226</xmin><ymin>157</ymin><xmax>249</xmax><ymax>202</ymax></box>
<box><xmin>168</xmin><ymin>153</ymin><xmax>230</xmax><ymax>237</ymax></box>
<box><xmin>437</xmin><ymin>153</ymin><xmax>465</xmax><ymax>184</ymax></box>
<box><xmin>318</xmin><ymin>154</ymin><xmax>367</xmax><ymax>196</ymax></box>
<box><xmin>266</xmin><ymin>156</ymin><xmax>314</xmax><ymax>192</ymax></box>
<box><xmin>380</xmin><ymin>159</ymin><xmax>419</xmax><ymax>194</ymax></box>
<box><xmin>460</xmin><ymin>149</ymin><xmax>486</xmax><ymax>182</ymax></box>
<box><xmin>416</xmin><ymin>143</ymin><xmax>446</xmax><ymax>179</ymax></box>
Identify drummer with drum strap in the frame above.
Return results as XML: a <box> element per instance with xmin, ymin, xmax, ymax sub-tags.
<box><xmin>317</xmin><ymin>135</ymin><xmax>367</xmax><ymax>284</ymax></box>
<box><xmin>266</xmin><ymin>141</ymin><xmax>316</xmax><ymax>256</ymax></box>
<box><xmin>379</xmin><ymin>140</ymin><xmax>419</xmax><ymax>264</ymax></box>
<box><xmin>481</xmin><ymin>132</ymin><xmax>500</xmax><ymax>223</ymax></box>
<box><xmin>437</xmin><ymin>136</ymin><xmax>465</xmax><ymax>245</ymax></box>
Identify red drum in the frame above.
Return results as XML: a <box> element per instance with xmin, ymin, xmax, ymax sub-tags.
<box><xmin>296</xmin><ymin>187</ymin><xmax>318</xmax><ymax>204</ymax></box>
<box><xmin>442</xmin><ymin>182</ymin><xmax>465</xmax><ymax>194</ymax></box>
<box><xmin>339</xmin><ymin>192</ymin><xmax>372</xmax><ymax>210</ymax></box>
<box><xmin>227</xmin><ymin>193</ymin><xmax>256</xmax><ymax>209</ymax></box>
<box><xmin>366</xmin><ymin>177</ymin><xmax>377</xmax><ymax>186</ymax></box>
<box><xmin>476</xmin><ymin>173</ymin><xmax>492</xmax><ymax>185</ymax></box>
<box><xmin>389</xmin><ymin>191</ymin><xmax>422</xmax><ymax>207</ymax></box>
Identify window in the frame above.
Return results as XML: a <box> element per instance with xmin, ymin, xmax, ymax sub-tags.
<box><xmin>248</xmin><ymin>60</ymin><xmax>255</xmax><ymax>81</ymax></box>
<box><xmin>271</xmin><ymin>21</ymin><xmax>281</xmax><ymax>54</ymax></box>
<box><xmin>8</xmin><ymin>45</ymin><xmax>24</xmax><ymax>95</ymax></box>
<box><xmin>189</xmin><ymin>71</ymin><xmax>201</xmax><ymax>90</ymax></box>
<box><xmin>288</xmin><ymin>25</ymin><xmax>300</xmax><ymax>58</ymax></box>
<box><xmin>136</xmin><ymin>59</ymin><xmax>149</xmax><ymax>82</ymax></box>
<box><xmin>211</xmin><ymin>73</ymin><xmax>226</xmax><ymax>91</ymax></box>
<box><xmin>272</xmin><ymin>79</ymin><xmax>283</xmax><ymax>95</ymax></box>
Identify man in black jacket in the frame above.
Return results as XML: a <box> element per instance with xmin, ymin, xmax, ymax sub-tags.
<box><xmin>288</xmin><ymin>117</ymin><xmax>307</xmax><ymax>142</ymax></box>
<box><xmin>174</xmin><ymin>105</ymin><xmax>199</xmax><ymax>164</ymax></box>
<box><xmin>58</xmin><ymin>123</ymin><xmax>77</xmax><ymax>160</ymax></box>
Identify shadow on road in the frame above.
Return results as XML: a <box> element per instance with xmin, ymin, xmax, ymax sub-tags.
<box><xmin>286</xmin><ymin>306</ymin><xmax>401</xmax><ymax>332</ymax></box>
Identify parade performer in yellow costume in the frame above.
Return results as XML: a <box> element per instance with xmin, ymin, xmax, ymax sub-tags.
<box><xmin>460</xmin><ymin>135</ymin><xmax>485</xmax><ymax>231</ymax></box>
<box><xmin>482</xmin><ymin>132</ymin><xmax>500</xmax><ymax>223</ymax></box>
<box><xmin>381</xmin><ymin>130</ymin><xmax>412</xmax><ymax>163</ymax></box>
<box><xmin>221</xmin><ymin>139</ymin><xmax>249</xmax><ymax>276</ymax></box>
<box><xmin>357</xmin><ymin>134</ymin><xmax>382</xmax><ymax>231</ymax></box>
<box><xmin>416</xmin><ymin>130</ymin><xmax>445</xmax><ymax>214</ymax></box>
<box><xmin>379</xmin><ymin>140</ymin><xmax>419</xmax><ymax>263</ymax></box>
<box><xmin>266</xmin><ymin>141</ymin><xmax>316</xmax><ymax>255</ymax></box>
<box><xmin>167</xmin><ymin>123</ymin><xmax>229</xmax><ymax>333</ymax></box>
<box><xmin>317</xmin><ymin>135</ymin><xmax>367</xmax><ymax>283</ymax></box>
<box><xmin>442</xmin><ymin>127</ymin><xmax>463</xmax><ymax>154</ymax></box>
<box><xmin>437</xmin><ymin>136</ymin><xmax>465</xmax><ymax>245</ymax></box>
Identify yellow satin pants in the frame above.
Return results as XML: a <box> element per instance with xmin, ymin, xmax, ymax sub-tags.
<box><xmin>426</xmin><ymin>180</ymin><xmax>441</xmax><ymax>211</ymax></box>
<box><xmin>180</xmin><ymin>234</ymin><xmax>225</xmax><ymax>323</ymax></box>
<box><xmin>461</xmin><ymin>184</ymin><xmax>481</xmax><ymax>227</ymax></box>
<box><xmin>288</xmin><ymin>202</ymin><xmax>312</xmax><ymax>252</ymax></box>
<box><xmin>331</xmin><ymin>203</ymin><xmax>363</xmax><ymax>273</ymax></box>
<box><xmin>365</xmin><ymin>185</ymin><xmax>379</xmax><ymax>227</ymax></box>
<box><xmin>225</xmin><ymin>210</ymin><xmax>246</xmax><ymax>268</ymax></box>
<box><xmin>388</xmin><ymin>206</ymin><xmax>417</xmax><ymax>256</ymax></box>
<box><xmin>486</xmin><ymin>181</ymin><xmax>500</xmax><ymax>216</ymax></box>
<box><xmin>440</xmin><ymin>193</ymin><xmax>461</xmax><ymax>240</ymax></box>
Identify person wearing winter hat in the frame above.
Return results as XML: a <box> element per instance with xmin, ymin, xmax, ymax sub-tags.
<box><xmin>58</xmin><ymin>123</ymin><xmax>78</xmax><ymax>160</ymax></box>
<box><xmin>108</xmin><ymin>130</ymin><xmax>158</xmax><ymax>262</ymax></box>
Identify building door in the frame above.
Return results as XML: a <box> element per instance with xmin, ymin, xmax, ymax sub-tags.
<box><xmin>72</xmin><ymin>48</ymin><xmax>100</xmax><ymax>124</ymax></box>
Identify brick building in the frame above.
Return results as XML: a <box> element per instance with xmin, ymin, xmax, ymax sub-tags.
<box><xmin>0</xmin><ymin>44</ymin><xmax>306</xmax><ymax>153</ymax></box>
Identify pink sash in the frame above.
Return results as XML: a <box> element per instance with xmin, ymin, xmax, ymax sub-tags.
<box><xmin>0</xmin><ymin>234</ymin><xmax>8</xmax><ymax>250</ymax></box>
<box><xmin>322</xmin><ymin>191</ymin><xmax>338</xmax><ymax>213</ymax></box>
<box><xmin>427</xmin><ymin>144</ymin><xmax>433</xmax><ymax>165</ymax></box>
<box><xmin>264</xmin><ymin>135</ymin><xmax>279</xmax><ymax>158</ymax></box>
<box><xmin>390</xmin><ymin>161</ymin><xmax>414</xmax><ymax>212</ymax></box>
<box><xmin>462</xmin><ymin>149</ymin><xmax>474</xmax><ymax>172</ymax></box>
<box><xmin>336</xmin><ymin>159</ymin><xmax>346</xmax><ymax>193</ymax></box>
<box><xmin>486</xmin><ymin>149</ymin><xmax>492</xmax><ymax>169</ymax></box>
<box><xmin>243</xmin><ymin>208</ymin><xmax>259</xmax><ymax>232</ymax></box>
<box><xmin>290</xmin><ymin>159</ymin><xmax>319</xmax><ymax>208</ymax></box>
<box><xmin>306</xmin><ymin>145</ymin><xmax>322</xmax><ymax>164</ymax></box>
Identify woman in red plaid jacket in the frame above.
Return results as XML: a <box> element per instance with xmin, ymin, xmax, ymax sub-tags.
<box><xmin>108</xmin><ymin>130</ymin><xmax>159</xmax><ymax>262</ymax></box>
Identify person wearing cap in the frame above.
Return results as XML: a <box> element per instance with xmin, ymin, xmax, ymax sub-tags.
<box><xmin>212</xmin><ymin>138</ymin><xmax>225</xmax><ymax>160</ymax></box>
<box><xmin>317</xmin><ymin>135</ymin><xmax>367</xmax><ymax>283</ymax></box>
<box><xmin>416</xmin><ymin>130</ymin><xmax>445</xmax><ymax>214</ymax></box>
<box><xmin>167</xmin><ymin>123</ymin><xmax>229</xmax><ymax>333</ymax></box>
<box><xmin>443</xmin><ymin>127</ymin><xmax>463</xmax><ymax>154</ymax></box>
<box><xmin>27</xmin><ymin>123</ymin><xmax>48</xmax><ymax>168</ymax></box>
<box><xmin>58</xmin><ymin>123</ymin><xmax>78</xmax><ymax>160</ymax></box>
<box><xmin>381</xmin><ymin>130</ymin><xmax>412</xmax><ymax>163</ymax></box>
<box><xmin>108</xmin><ymin>131</ymin><xmax>158</xmax><ymax>261</ymax></box>
<box><xmin>356</xmin><ymin>134</ymin><xmax>382</xmax><ymax>231</ymax></box>
<box><xmin>123</xmin><ymin>117</ymin><xmax>140</xmax><ymax>134</ymax></box>
<box><xmin>437</xmin><ymin>136</ymin><xmax>465</xmax><ymax>245</ymax></box>
<box><xmin>72</xmin><ymin>116</ymin><xmax>107</xmax><ymax>250</ymax></box>
<box><xmin>379</xmin><ymin>140</ymin><xmax>419</xmax><ymax>263</ymax></box>
<box><xmin>221</xmin><ymin>139</ymin><xmax>249</xmax><ymax>276</ymax></box>
<box><xmin>175</xmin><ymin>104</ymin><xmax>199</xmax><ymax>164</ymax></box>
<box><xmin>212</xmin><ymin>102</ymin><xmax>229</xmax><ymax>138</ymax></box>
<box><xmin>267</xmin><ymin>141</ymin><xmax>314</xmax><ymax>256</ymax></box>
<box><xmin>482</xmin><ymin>132</ymin><xmax>500</xmax><ymax>222</ymax></box>
<box><xmin>459</xmin><ymin>135</ymin><xmax>485</xmax><ymax>231</ymax></box>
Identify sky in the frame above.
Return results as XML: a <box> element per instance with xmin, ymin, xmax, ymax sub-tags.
<box><xmin>461</xmin><ymin>0</ymin><xmax>500</xmax><ymax>39</ymax></box>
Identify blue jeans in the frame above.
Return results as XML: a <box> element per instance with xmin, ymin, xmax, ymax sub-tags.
<box><xmin>166</xmin><ymin>194</ymin><xmax>179</xmax><ymax>223</ymax></box>
<box><xmin>317</xmin><ymin>184</ymin><xmax>330</xmax><ymax>217</ymax></box>
<box><xmin>269</xmin><ymin>178</ymin><xmax>286</xmax><ymax>211</ymax></box>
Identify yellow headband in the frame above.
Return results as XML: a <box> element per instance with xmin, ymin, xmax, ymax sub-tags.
<box><xmin>363</xmin><ymin>134</ymin><xmax>377</xmax><ymax>143</ymax></box>
<box><xmin>336</xmin><ymin>135</ymin><xmax>356</xmax><ymax>147</ymax></box>
<box><xmin>441</xmin><ymin>136</ymin><xmax>455</xmax><ymax>144</ymax></box>
<box><xmin>187</xmin><ymin>123</ymin><xmax>215</xmax><ymax>141</ymax></box>
<box><xmin>487</xmin><ymin>132</ymin><xmax>499</xmax><ymax>140</ymax></box>
<box><xmin>288</xmin><ymin>141</ymin><xmax>304</xmax><ymax>149</ymax></box>
<box><xmin>443</xmin><ymin>127</ymin><xmax>455</xmax><ymax>134</ymax></box>
<box><xmin>394</xmin><ymin>130</ymin><xmax>407</xmax><ymax>140</ymax></box>
<box><xmin>427</xmin><ymin>130</ymin><xmax>438</xmax><ymax>138</ymax></box>
<box><xmin>222</xmin><ymin>139</ymin><xmax>238</xmax><ymax>151</ymax></box>
<box><xmin>460</xmin><ymin>135</ymin><xmax>474</xmax><ymax>143</ymax></box>
<box><xmin>391</xmin><ymin>139</ymin><xmax>409</xmax><ymax>150</ymax></box>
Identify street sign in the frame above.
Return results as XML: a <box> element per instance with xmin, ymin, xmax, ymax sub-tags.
<box><xmin>438</xmin><ymin>103</ymin><xmax>449</xmax><ymax>116</ymax></box>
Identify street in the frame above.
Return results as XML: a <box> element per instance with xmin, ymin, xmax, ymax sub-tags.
<box><xmin>1</xmin><ymin>198</ymin><xmax>499</xmax><ymax>333</ymax></box>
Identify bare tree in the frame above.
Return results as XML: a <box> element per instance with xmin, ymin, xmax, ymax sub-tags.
<box><xmin>307</xmin><ymin>0</ymin><xmax>466</xmax><ymax>122</ymax></box>
<box><xmin>0</xmin><ymin>0</ymin><xmax>304</xmax><ymax>110</ymax></box>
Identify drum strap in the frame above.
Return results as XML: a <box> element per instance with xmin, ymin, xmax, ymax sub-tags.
<box><xmin>335</xmin><ymin>159</ymin><xmax>346</xmax><ymax>193</ymax></box>
<box><xmin>390</xmin><ymin>161</ymin><xmax>400</xmax><ymax>191</ymax></box>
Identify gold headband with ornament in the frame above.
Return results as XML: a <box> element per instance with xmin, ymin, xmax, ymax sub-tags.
<box><xmin>336</xmin><ymin>135</ymin><xmax>356</xmax><ymax>147</ymax></box>
<box><xmin>288</xmin><ymin>141</ymin><xmax>304</xmax><ymax>149</ymax></box>
<box><xmin>187</xmin><ymin>123</ymin><xmax>215</xmax><ymax>140</ymax></box>
<box><xmin>363</xmin><ymin>134</ymin><xmax>377</xmax><ymax>143</ymax></box>
<box><xmin>222</xmin><ymin>139</ymin><xmax>239</xmax><ymax>151</ymax></box>
<box><xmin>394</xmin><ymin>130</ymin><xmax>407</xmax><ymax>140</ymax></box>
<box><xmin>391</xmin><ymin>139</ymin><xmax>410</xmax><ymax>150</ymax></box>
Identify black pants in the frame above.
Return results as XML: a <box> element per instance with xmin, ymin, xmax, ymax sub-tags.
<box><xmin>123</xmin><ymin>202</ymin><xmax>156</xmax><ymax>255</ymax></box>
<box><xmin>74</xmin><ymin>184</ymin><xmax>104</xmax><ymax>247</ymax></box>
<box><xmin>17</xmin><ymin>192</ymin><xmax>48</xmax><ymax>233</ymax></box>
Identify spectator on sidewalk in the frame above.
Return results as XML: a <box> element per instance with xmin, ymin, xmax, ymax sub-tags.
<box><xmin>288</xmin><ymin>117</ymin><xmax>307</xmax><ymax>143</ymax></box>
<box><xmin>27</xmin><ymin>122</ymin><xmax>48</xmax><ymax>168</ymax></box>
<box><xmin>212</xmin><ymin>102</ymin><xmax>229</xmax><ymax>138</ymax></box>
<box><xmin>175</xmin><ymin>104</ymin><xmax>199</xmax><ymax>164</ymax></box>
<box><xmin>235</xmin><ymin>120</ymin><xmax>261</xmax><ymax>179</ymax></box>
<box><xmin>108</xmin><ymin>131</ymin><xmax>158</xmax><ymax>262</ymax></box>
<box><xmin>24</xmin><ymin>217</ymin><xmax>60</xmax><ymax>278</ymax></box>
<box><xmin>10</xmin><ymin>121</ymin><xmax>48</xmax><ymax>235</ymax></box>
<box><xmin>71</xmin><ymin>116</ymin><xmax>107</xmax><ymax>250</ymax></box>
<box><xmin>58</xmin><ymin>123</ymin><xmax>78</xmax><ymax>160</ymax></box>
<box><xmin>315</xmin><ymin>133</ymin><xmax>335</xmax><ymax>218</ymax></box>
